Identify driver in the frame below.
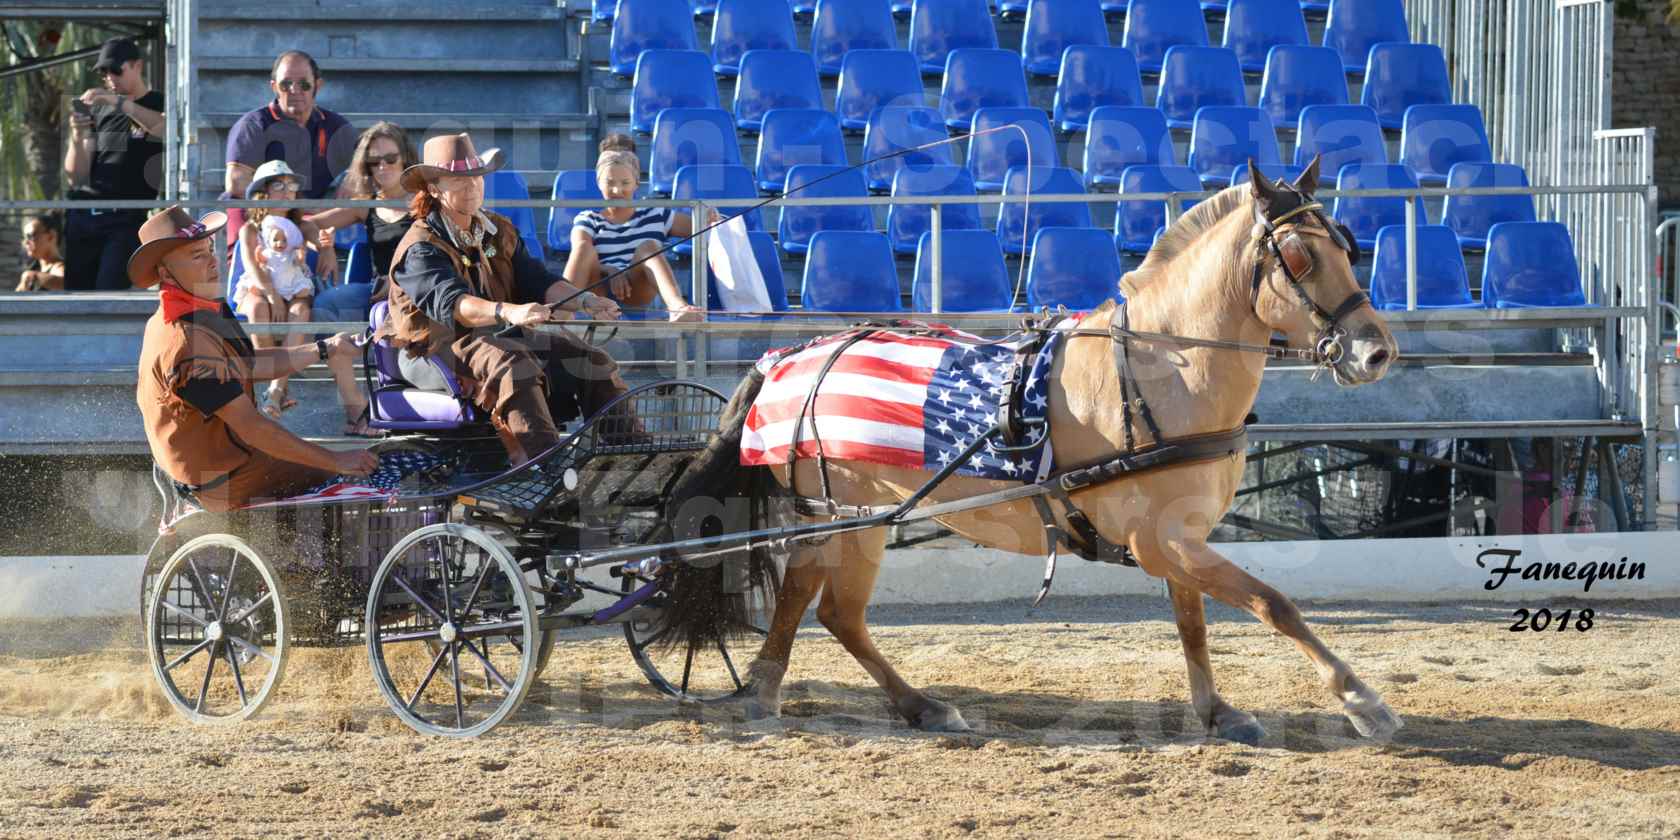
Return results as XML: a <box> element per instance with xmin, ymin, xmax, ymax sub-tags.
<box><xmin>375</xmin><ymin>133</ymin><xmax>628</xmax><ymax>463</ymax></box>
<box><xmin>132</xmin><ymin>207</ymin><xmax>378</xmax><ymax>512</ymax></box>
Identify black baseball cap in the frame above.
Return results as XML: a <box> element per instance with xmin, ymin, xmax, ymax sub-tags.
<box><xmin>93</xmin><ymin>38</ymin><xmax>141</xmax><ymax>73</ymax></box>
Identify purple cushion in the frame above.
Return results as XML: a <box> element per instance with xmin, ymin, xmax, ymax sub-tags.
<box><xmin>369</xmin><ymin>388</ymin><xmax>474</xmax><ymax>429</ymax></box>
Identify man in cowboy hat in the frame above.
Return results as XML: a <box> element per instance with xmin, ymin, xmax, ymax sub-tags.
<box><xmin>377</xmin><ymin>133</ymin><xmax>629</xmax><ymax>463</ymax></box>
<box><xmin>134</xmin><ymin>207</ymin><xmax>377</xmax><ymax>512</ymax></box>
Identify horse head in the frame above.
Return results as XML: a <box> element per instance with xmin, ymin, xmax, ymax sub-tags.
<box><xmin>1244</xmin><ymin>157</ymin><xmax>1397</xmax><ymax>386</ymax></box>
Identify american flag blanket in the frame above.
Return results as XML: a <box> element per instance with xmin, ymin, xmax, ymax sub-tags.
<box><xmin>740</xmin><ymin>321</ymin><xmax>1071</xmax><ymax>482</ymax></box>
<box><xmin>241</xmin><ymin>449</ymin><xmax>453</xmax><ymax>509</ymax></box>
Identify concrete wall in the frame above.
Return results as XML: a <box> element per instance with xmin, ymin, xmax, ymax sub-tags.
<box><xmin>1612</xmin><ymin>0</ymin><xmax>1680</xmax><ymax>208</ymax></box>
<box><xmin>6</xmin><ymin>531</ymin><xmax>1673</xmax><ymax>621</ymax></box>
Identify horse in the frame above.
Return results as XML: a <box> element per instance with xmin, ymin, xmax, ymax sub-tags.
<box><xmin>658</xmin><ymin>159</ymin><xmax>1403</xmax><ymax>744</ymax></box>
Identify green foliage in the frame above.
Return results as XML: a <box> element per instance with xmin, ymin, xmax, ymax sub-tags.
<box><xmin>0</xmin><ymin>21</ymin><xmax>103</xmax><ymax>201</ymax></box>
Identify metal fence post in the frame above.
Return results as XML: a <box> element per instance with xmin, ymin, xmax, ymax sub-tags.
<box><xmin>691</xmin><ymin>199</ymin><xmax>709</xmax><ymax>378</ymax></box>
<box><xmin>929</xmin><ymin>203</ymin><xmax>943</xmax><ymax>314</ymax></box>
<box><xmin>1404</xmin><ymin>196</ymin><xmax>1417</xmax><ymax>311</ymax></box>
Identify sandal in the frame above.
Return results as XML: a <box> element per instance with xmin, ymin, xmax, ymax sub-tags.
<box><xmin>263</xmin><ymin>385</ymin><xmax>298</xmax><ymax>418</ymax></box>
<box><xmin>342</xmin><ymin>405</ymin><xmax>382</xmax><ymax>438</ymax></box>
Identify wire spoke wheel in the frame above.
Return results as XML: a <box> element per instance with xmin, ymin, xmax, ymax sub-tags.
<box><xmin>622</xmin><ymin>572</ymin><xmax>765</xmax><ymax>703</ymax></box>
<box><xmin>146</xmin><ymin>534</ymin><xmax>288</xmax><ymax>723</ymax></box>
<box><xmin>365</xmin><ymin>523</ymin><xmax>538</xmax><ymax>737</ymax></box>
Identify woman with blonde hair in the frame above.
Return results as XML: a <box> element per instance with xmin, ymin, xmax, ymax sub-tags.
<box><xmin>565</xmin><ymin>135</ymin><xmax>702</xmax><ymax>321</ymax></box>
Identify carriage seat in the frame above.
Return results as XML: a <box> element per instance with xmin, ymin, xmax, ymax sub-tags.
<box><xmin>365</xmin><ymin>300</ymin><xmax>478</xmax><ymax>430</ymax></box>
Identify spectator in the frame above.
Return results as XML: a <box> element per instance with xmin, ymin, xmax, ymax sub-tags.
<box><xmin>233</xmin><ymin>161</ymin><xmax>351</xmax><ymax>426</ymax></box>
<box><xmin>223</xmin><ymin>50</ymin><xmax>358</xmax><ymax>201</ymax></box>
<box><xmin>16</xmin><ymin>214</ymin><xmax>66</xmax><ymax>292</ymax></box>
<box><xmin>61</xmin><ymin>37</ymin><xmax>165</xmax><ymax>291</ymax></box>
<box><xmin>306</xmin><ymin>121</ymin><xmax>419</xmax><ymax>318</ymax></box>
<box><xmin>564</xmin><ymin>138</ymin><xmax>703</xmax><ymax>321</ymax></box>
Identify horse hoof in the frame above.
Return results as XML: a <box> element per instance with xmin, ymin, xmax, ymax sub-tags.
<box><xmin>742</xmin><ymin>694</ymin><xmax>781</xmax><ymax>722</ymax></box>
<box><xmin>908</xmin><ymin>699</ymin><xmax>971</xmax><ymax>733</ymax></box>
<box><xmin>1341</xmin><ymin>686</ymin><xmax>1404</xmax><ymax>739</ymax></box>
<box><xmin>1215</xmin><ymin>717</ymin><xmax>1266</xmax><ymax>746</ymax></box>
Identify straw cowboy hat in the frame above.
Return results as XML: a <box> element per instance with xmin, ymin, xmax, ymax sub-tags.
<box><xmin>401</xmin><ymin>133</ymin><xmax>505</xmax><ymax>193</ymax></box>
<box><xmin>244</xmin><ymin>159</ymin><xmax>301</xmax><ymax>199</ymax></box>
<box><xmin>126</xmin><ymin>206</ymin><xmax>227</xmax><ymax>288</ymax></box>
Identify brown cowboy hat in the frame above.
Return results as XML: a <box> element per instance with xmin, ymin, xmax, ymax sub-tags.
<box><xmin>400</xmin><ymin>132</ymin><xmax>505</xmax><ymax>193</ymax></box>
<box><xmin>127</xmin><ymin>207</ymin><xmax>227</xmax><ymax>289</ymax></box>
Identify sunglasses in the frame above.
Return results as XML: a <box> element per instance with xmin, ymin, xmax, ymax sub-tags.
<box><xmin>266</xmin><ymin>180</ymin><xmax>301</xmax><ymax>193</ymax></box>
<box><xmin>275</xmin><ymin>78</ymin><xmax>315</xmax><ymax>93</ymax></box>
<box><xmin>367</xmin><ymin>153</ymin><xmax>403</xmax><ymax>167</ymax></box>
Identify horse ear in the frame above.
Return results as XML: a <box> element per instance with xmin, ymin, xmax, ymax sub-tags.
<box><xmin>1247</xmin><ymin>159</ymin><xmax>1277</xmax><ymax>205</ymax></box>
<box><xmin>1294</xmin><ymin>156</ymin><xmax>1322</xmax><ymax>194</ymax></box>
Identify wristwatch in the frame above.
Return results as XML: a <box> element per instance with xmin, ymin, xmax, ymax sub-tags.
<box><xmin>315</xmin><ymin>339</ymin><xmax>330</xmax><ymax>362</ymax></box>
<box><xmin>495</xmin><ymin>301</ymin><xmax>506</xmax><ymax>324</ymax></box>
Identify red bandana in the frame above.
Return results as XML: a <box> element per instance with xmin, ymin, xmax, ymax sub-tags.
<box><xmin>160</xmin><ymin>284</ymin><xmax>224</xmax><ymax>323</ymax></box>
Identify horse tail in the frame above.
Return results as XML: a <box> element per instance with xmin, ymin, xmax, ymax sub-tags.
<box><xmin>655</xmin><ymin>368</ymin><xmax>783</xmax><ymax>652</ymax></box>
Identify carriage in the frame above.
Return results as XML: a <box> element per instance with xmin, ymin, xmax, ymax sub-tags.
<box><xmin>139</xmin><ymin>377</ymin><xmax>767</xmax><ymax>737</ymax></box>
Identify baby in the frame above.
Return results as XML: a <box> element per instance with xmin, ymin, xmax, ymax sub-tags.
<box><xmin>236</xmin><ymin>215</ymin><xmax>314</xmax><ymax>305</ymax></box>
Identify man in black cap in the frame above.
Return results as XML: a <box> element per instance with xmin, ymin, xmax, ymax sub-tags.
<box><xmin>62</xmin><ymin>37</ymin><xmax>166</xmax><ymax>291</ymax></box>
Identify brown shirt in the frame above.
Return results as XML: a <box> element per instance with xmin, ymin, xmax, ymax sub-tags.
<box><xmin>136</xmin><ymin>304</ymin><xmax>258</xmax><ymax>488</ymax></box>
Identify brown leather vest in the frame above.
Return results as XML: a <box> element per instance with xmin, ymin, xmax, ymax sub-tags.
<box><xmin>375</xmin><ymin>210</ymin><xmax>522</xmax><ymax>357</ymax></box>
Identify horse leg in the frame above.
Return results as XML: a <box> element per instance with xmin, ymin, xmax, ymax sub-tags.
<box><xmin>1167</xmin><ymin>580</ymin><xmax>1265</xmax><ymax>745</ymax></box>
<box><xmin>739</xmin><ymin>542</ymin><xmax>827</xmax><ymax>720</ymax></box>
<box><xmin>814</xmin><ymin>527</ymin><xmax>969</xmax><ymax>732</ymax></box>
<box><xmin>1141</xmin><ymin>538</ymin><xmax>1402</xmax><ymax>739</ymax></box>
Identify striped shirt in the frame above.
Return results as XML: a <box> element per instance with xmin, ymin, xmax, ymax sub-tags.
<box><xmin>573</xmin><ymin>206</ymin><xmax>674</xmax><ymax>270</ymax></box>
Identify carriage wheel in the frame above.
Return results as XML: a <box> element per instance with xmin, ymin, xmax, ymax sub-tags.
<box><xmin>145</xmin><ymin>534</ymin><xmax>289</xmax><ymax>723</ymax></box>
<box><xmin>622</xmin><ymin>572</ymin><xmax>766</xmax><ymax>703</ymax></box>
<box><xmin>365</xmin><ymin>523</ymin><xmax>539</xmax><ymax>737</ymax></box>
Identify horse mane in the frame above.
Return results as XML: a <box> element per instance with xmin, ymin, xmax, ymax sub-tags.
<box><xmin>1117</xmin><ymin>186</ymin><xmax>1254</xmax><ymax>301</ymax></box>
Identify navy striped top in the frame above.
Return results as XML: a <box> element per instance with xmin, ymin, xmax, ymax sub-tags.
<box><xmin>572</xmin><ymin>206</ymin><xmax>674</xmax><ymax>270</ymax></box>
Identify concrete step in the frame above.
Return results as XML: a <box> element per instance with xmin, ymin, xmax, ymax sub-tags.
<box><xmin>200</xmin><ymin>2</ymin><xmax>564</xmax><ymax>21</ymax></box>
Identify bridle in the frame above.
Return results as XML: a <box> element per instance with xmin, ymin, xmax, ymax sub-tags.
<box><xmin>1247</xmin><ymin>184</ymin><xmax>1368</xmax><ymax>375</ymax></box>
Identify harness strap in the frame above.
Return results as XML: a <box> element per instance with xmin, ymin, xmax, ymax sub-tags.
<box><xmin>786</xmin><ymin>328</ymin><xmax>880</xmax><ymax>508</ymax></box>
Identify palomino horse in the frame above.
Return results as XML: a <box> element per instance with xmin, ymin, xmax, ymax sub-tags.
<box><xmin>661</xmin><ymin>160</ymin><xmax>1403</xmax><ymax>744</ymax></box>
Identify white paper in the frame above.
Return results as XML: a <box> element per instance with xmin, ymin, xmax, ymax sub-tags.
<box><xmin>705</xmin><ymin>214</ymin><xmax>773</xmax><ymax>313</ymax></box>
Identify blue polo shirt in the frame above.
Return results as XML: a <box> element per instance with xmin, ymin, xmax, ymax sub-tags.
<box><xmin>225</xmin><ymin>101</ymin><xmax>357</xmax><ymax>198</ymax></box>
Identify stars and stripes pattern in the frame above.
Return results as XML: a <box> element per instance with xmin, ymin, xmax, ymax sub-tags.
<box><xmin>740</xmin><ymin>321</ymin><xmax>1068</xmax><ymax>482</ymax></box>
<box><xmin>242</xmin><ymin>449</ymin><xmax>451</xmax><ymax>509</ymax></box>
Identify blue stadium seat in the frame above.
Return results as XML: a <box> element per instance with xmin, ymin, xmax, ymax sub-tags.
<box><xmin>1368</xmin><ymin>224</ymin><xmax>1478</xmax><ymax>310</ymax></box>
<box><xmin>802</xmin><ymin>231</ymin><xmax>903</xmax><ymax>312</ymax></box>
<box><xmin>997</xmin><ymin>166</ymin><xmax>1092</xmax><ymax>254</ymax></box>
<box><xmin>1361</xmin><ymin>42</ymin><xmax>1450</xmax><ymax>130</ymax></box>
<box><xmin>910</xmin><ymin>0</ymin><xmax>999</xmax><ymax>75</ymax></box>
<box><xmin>888</xmin><ymin>165</ymin><xmax>983</xmax><ymax>254</ymax></box>
<box><xmin>733</xmin><ymin>49</ymin><xmax>823</xmax><ymax>132</ymax></box>
<box><xmin>1084</xmin><ymin>105</ymin><xmax>1175</xmax><ymax>188</ymax></box>
<box><xmin>649</xmin><ymin>107</ymin><xmax>742</xmax><ymax>194</ymax></box>
<box><xmin>792</xmin><ymin>0</ymin><xmax>816</xmax><ymax>14</ymax></box>
<box><xmin>1441</xmin><ymin>162</ymin><xmax>1536</xmax><ymax>250</ymax></box>
<box><xmin>1223</xmin><ymin>0</ymin><xmax>1309</xmax><ymax>73</ymax></box>
<box><xmin>1122</xmin><ymin>0</ymin><xmax>1211</xmax><ymax>75</ymax></box>
<box><xmin>1481</xmin><ymin>222</ymin><xmax>1587</xmax><ymax>308</ymax></box>
<box><xmin>1114</xmin><ymin>164</ymin><xmax>1204</xmax><ymax>253</ymax></box>
<box><xmin>862</xmin><ymin>106</ymin><xmax>956</xmax><ymax>192</ymax></box>
<box><xmin>939</xmin><ymin>48</ymin><xmax>1031</xmax><ymax>130</ymax></box>
<box><xmin>630</xmin><ymin>50</ymin><xmax>720</xmax><ymax>134</ymax></box>
<box><xmin>1323</xmin><ymin>0</ymin><xmax>1410</xmax><ymax>75</ymax></box>
<box><xmin>1101</xmin><ymin>0</ymin><xmax>1126</xmax><ymax>11</ymax></box>
<box><xmin>892</xmin><ymin>0</ymin><xmax>913</xmax><ymax>15</ymax></box>
<box><xmin>609</xmin><ymin>0</ymin><xmax>700</xmax><ymax>76</ymax></box>
<box><xmin>836</xmin><ymin>49</ymin><xmax>927</xmax><ymax>132</ymax></box>
<box><xmin>672</xmin><ymin>164</ymin><xmax>762</xmax><ymax>255</ymax></box>
<box><xmin>811</xmin><ymin>0</ymin><xmax>899</xmax><ymax>76</ymax></box>
<box><xmin>693</xmin><ymin>0</ymin><xmax>718</xmax><ymax>16</ymax></box>
<box><xmin>912</xmin><ymin>230</ymin><xmax>1014</xmax><ymax>312</ymax></box>
<box><xmin>1052</xmin><ymin>45</ymin><xmax>1146</xmax><ymax>132</ymax></box>
<box><xmin>333</xmin><ymin>222</ymin><xmax>367</xmax><ymax>251</ymax></box>
<box><xmin>1299</xmin><ymin>0</ymin><xmax>1329</xmax><ymax>15</ymax></box>
<box><xmin>594</xmin><ymin>0</ymin><xmax>618</xmax><ymax>22</ymax></box>
<box><xmin>1331</xmin><ymin>163</ymin><xmax>1424</xmax><ymax>250</ymax></box>
<box><xmin>999</xmin><ymin>0</ymin><xmax>1028</xmax><ymax>15</ymax></box>
<box><xmin>756</xmin><ymin>108</ymin><xmax>848</xmax><ymax>193</ymax></box>
<box><xmin>968</xmin><ymin>107</ymin><xmax>1058</xmax><ymax>192</ymax></box>
<box><xmin>1257</xmin><ymin>45</ymin><xmax>1348</xmax><ymax>130</ymax></box>
<box><xmin>1228</xmin><ymin>162</ymin><xmax>1305</xmax><ymax>185</ymax></box>
<box><xmin>547</xmin><ymin>170</ymin><xmax>602</xmax><ymax>253</ymax></box>
<box><xmin>1188</xmin><ymin>106</ymin><xmax>1282</xmax><ymax>187</ymax></box>
<box><xmin>1155</xmin><ymin>46</ymin><xmax>1246</xmax><ymax>130</ymax></box>
<box><xmin>1294</xmin><ymin>104</ymin><xmax>1387</xmax><ymax>175</ymax></box>
<box><xmin>707</xmin><ymin>231</ymin><xmax>790</xmax><ymax>312</ymax></box>
<box><xmin>344</xmin><ymin>241</ymin><xmax>372</xmax><ymax>286</ymax></box>
<box><xmin>1400</xmin><ymin>104</ymin><xmax>1492</xmax><ymax>187</ymax></box>
<box><xmin>1021</xmin><ymin>0</ymin><xmax>1109</xmax><ymax>77</ymax></box>
<box><xmin>777</xmin><ymin>164</ymin><xmax>875</xmax><ymax>254</ymax></box>
<box><xmin>1027</xmin><ymin>227</ymin><xmax>1122</xmax><ymax>310</ymax></box>
<box><xmin>486</xmin><ymin>170</ymin><xmax>544</xmax><ymax>261</ymax></box>
<box><xmin>711</xmin><ymin>0</ymin><xmax>797</xmax><ymax>75</ymax></box>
